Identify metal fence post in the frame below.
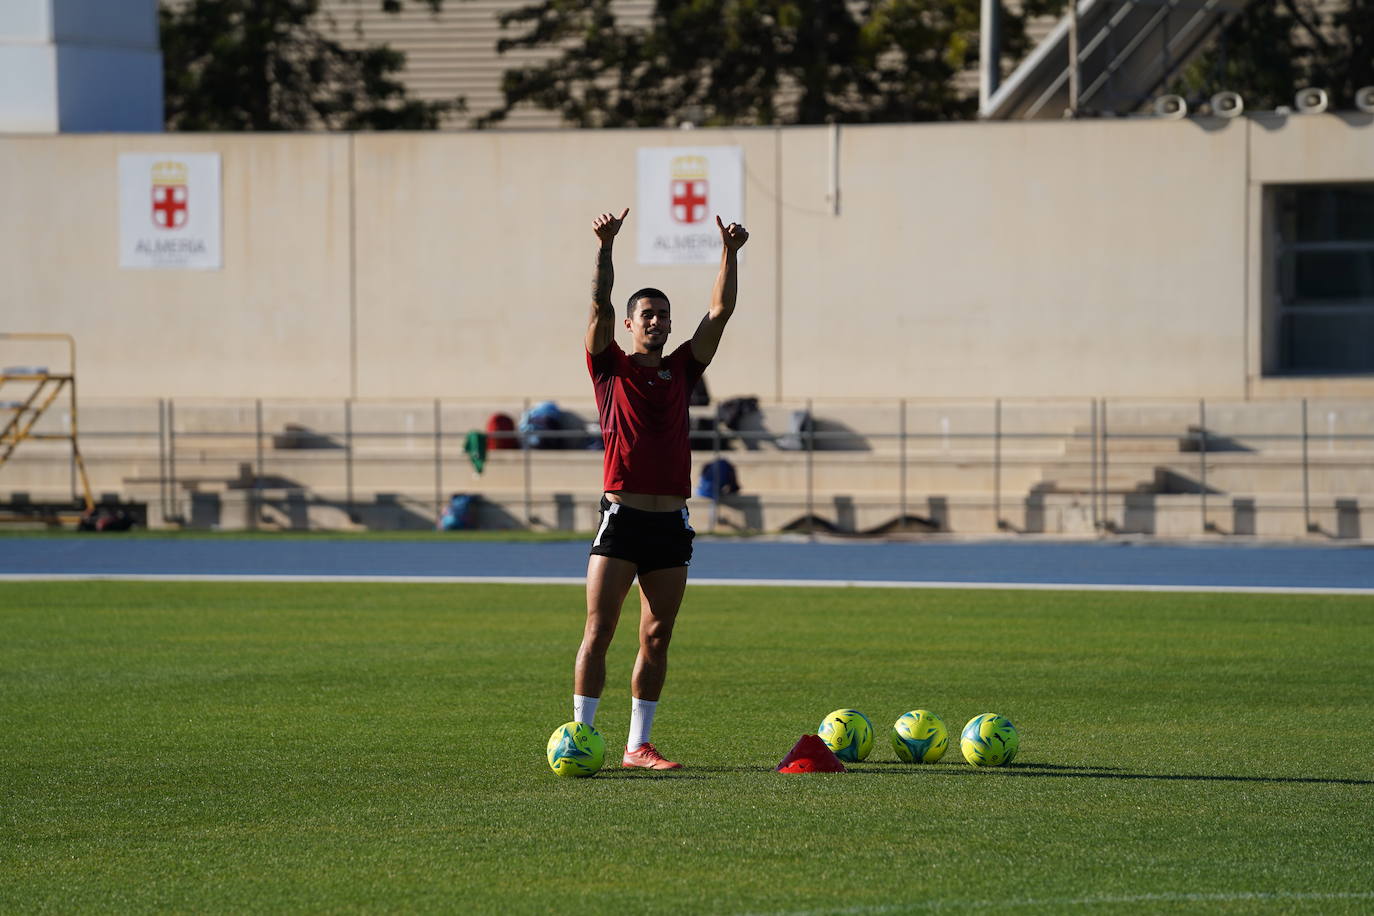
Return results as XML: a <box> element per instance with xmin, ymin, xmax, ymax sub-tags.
<box><xmin>1199</xmin><ymin>398</ymin><xmax>1208</xmax><ymax>533</ymax></box>
<box><xmin>168</xmin><ymin>398</ymin><xmax>178</xmax><ymax>524</ymax></box>
<box><xmin>1302</xmin><ymin>398</ymin><xmax>1311</xmax><ymax>533</ymax></box>
<box><xmin>993</xmin><ymin>398</ymin><xmax>1002</xmax><ymax>531</ymax></box>
<box><xmin>157</xmin><ymin>398</ymin><xmax>167</xmax><ymax>524</ymax></box>
<box><xmin>1099</xmin><ymin>398</ymin><xmax>1110</xmax><ymax>533</ymax></box>
<box><xmin>344</xmin><ymin>399</ymin><xmax>354</xmax><ymax>521</ymax></box>
<box><xmin>898</xmin><ymin>399</ymin><xmax>907</xmax><ymax>528</ymax></box>
<box><xmin>67</xmin><ymin>404</ymin><xmax>76</xmax><ymax>505</ymax></box>
<box><xmin>433</xmin><ymin>398</ymin><xmax>443</xmax><ymax>520</ymax></box>
<box><xmin>522</xmin><ymin>397</ymin><xmax>533</xmax><ymax>527</ymax></box>
<box><xmin>254</xmin><ymin>398</ymin><xmax>264</xmax><ymax>530</ymax></box>
<box><xmin>710</xmin><ymin>410</ymin><xmax>722</xmax><ymax>533</ymax></box>
<box><xmin>1089</xmin><ymin>398</ymin><xmax>1098</xmax><ymax>531</ymax></box>
<box><xmin>805</xmin><ymin>397</ymin><xmax>814</xmax><ymax>538</ymax></box>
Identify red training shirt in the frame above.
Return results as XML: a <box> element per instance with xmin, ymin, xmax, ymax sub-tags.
<box><xmin>587</xmin><ymin>339</ymin><xmax>706</xmax><ymax>497</ymax></box>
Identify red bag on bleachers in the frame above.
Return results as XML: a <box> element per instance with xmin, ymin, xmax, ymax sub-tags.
<box><xmin>486</xmin><ymin>412</ymin><xmax>518</xmax><ymax>450</ymax></box>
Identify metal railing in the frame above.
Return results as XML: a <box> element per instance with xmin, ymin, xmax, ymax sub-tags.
<box><xmin>6</xmin><ymin>396</ymin><xmax>1373</xmax><ymax>537</ymax></box>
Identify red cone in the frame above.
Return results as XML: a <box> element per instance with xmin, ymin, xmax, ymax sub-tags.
<box><xmin>777</xmin><ymin>734</ymin><xmax>847</xmax><ymax>773</ymax></box>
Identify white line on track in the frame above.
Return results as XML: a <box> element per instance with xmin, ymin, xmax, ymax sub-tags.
<box><xmin>739</xmin><ymin>890</ymin><xmax>1374</xmax><ymax>914</ymax></box>
<box><xmin>1</xmin><ymin>573</ymin><xmax>1373</xmax><ymax>595</ymax></box>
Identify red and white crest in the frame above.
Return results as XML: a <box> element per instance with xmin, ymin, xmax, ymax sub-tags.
<box><xmin>152</xmin><ymin>183</ymin><xmax>188</xmax><ymax>229</ymax></box>
<box><xmin>669</xmin><ymin>155</ymin><xmax>709</xmax><ymax>224</ymax></box>
<box><xmin>671</xmin><ymin>178</ymin><xmax>708</xmax><ymax>224</ymax></box>
<box><xmin>150</xmin><ymin>160</ymin><xmax>190</xmax><ymax>230</ymax></box>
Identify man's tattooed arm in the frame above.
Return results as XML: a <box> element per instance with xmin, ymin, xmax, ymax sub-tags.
<box><xmin>586</xmin><ymin>208</ymin><xmax>628</xmax><ymax>355</ymax></box>
<box><xmin>592</xmin><ymin>245</ymin><xmax>614</xmax><ymax>308</ymax></box>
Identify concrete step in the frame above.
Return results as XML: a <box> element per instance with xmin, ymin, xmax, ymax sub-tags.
<box><xmin>1033</xmin><ymin>477</ymin><xmax>1153</xmax><ymax>494</ymax></box>
<box><xmin>1031</xmin><ymin>492</ymin><xmax>1370</xmax><ymax>539</ymax></box>
<box><xmin>7</xmin><ymin>445</ymin><xmax>1055</xmax><ymax>496</ymax></box>
<box><xmin>111</xmin><ymin>483</ymin><xmax>1370</xmax><ymax>539</ymax></box>
<box><xmin>1063</xmin><ymin>427</ymin><xmax>1190</xmax><ymax>454</ymax></box>
<box><xmin>9</xmin><ymin>448</ymin><xmax>1374</xmax><ymax>507</ymax></box>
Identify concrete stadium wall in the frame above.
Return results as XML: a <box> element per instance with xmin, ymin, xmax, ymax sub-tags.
<box><xmin>350</xmin><ymin>129</ymin><xmax>782</xmax><ymax>402</ymax></box>
<box><xmin>1</xmin><ymin>134</ymin><xmax>354</xmax><ymax>397</ymax></box>
<box><xmin>2</xmin><ymin>115</ymin><xmax>1372</xmax><ymax>403</ymax></box>
<box><xmin>779</xmin><ymin>120</ymin><xmax>1251</xmax><ymax>399</ymax></box>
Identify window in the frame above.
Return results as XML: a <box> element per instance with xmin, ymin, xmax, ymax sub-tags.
<box><xmin>1269</xmin><ymin>184</ymin><xmax>1374</xmax><ymax>374</ymax></box>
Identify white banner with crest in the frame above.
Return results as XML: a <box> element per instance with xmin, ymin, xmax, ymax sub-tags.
<box><xmin>636</xmin><ymin>146</ymin><xmax>743</xmax><ymax>265</ymax></box>
<box><xmin>119</xmin><ymin>153</ymin><xmax>222</xmax><ymax>270</ymax></box>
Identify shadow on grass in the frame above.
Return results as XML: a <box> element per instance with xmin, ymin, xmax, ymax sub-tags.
<box><xmin>846</xmin><ymin>761</ymin><xmax>1374</xmax><ymax>787</ymax></box>
<box><xmin>862</xmin><ymin>760</ymin><xmax>1126</xmax><ymax>772</ymax></box>
<box><xmin>594</xmin><ymin>769</ymin><xmax>710</xmax><ymax>780</ymax></box>
<box><xmin>595</xmin><ymin>761</ymin><xmax>1374</xmax><ymax>786</ymax></box>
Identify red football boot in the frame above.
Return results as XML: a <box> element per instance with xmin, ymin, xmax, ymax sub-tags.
<box><xmin>622</xmin><ymin>742</ymin><xmax>683</xmax><ymax>770</ymax></box>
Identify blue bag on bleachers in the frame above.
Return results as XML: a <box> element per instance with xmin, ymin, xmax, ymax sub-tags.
<box><xmin>519</xmin><ymin>401</ymin><xmax>563</xmax><ymax>449</ymax></box>
<box><xmin>438</xmin><ymin>494</ymin><xmax>475</xmax><ymax>530</ymax></box>
<box><xmin>696</xmin><ymin>458</ymin><xmax>740</xmax><ymax>499</ymax></box>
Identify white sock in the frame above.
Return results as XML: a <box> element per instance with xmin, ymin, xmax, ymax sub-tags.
<box><xmin>628</xmin><ymin>697</ymin><xmax>658</xmax><ymax>750</ymax></box>
<box><xmin>573</xmin><ymin>694</ymin><xmax>600</xmax><ymax>726</ymax></box>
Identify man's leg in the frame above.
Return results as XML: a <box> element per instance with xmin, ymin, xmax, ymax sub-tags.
<box><xmin>630</xmin><ymin>565</ymin><xmax>689</xmax><ymax>702</ymax></box>
<box><xmin>623</xmin><ymin>565</ymin><xmax>689</xmax><ymax>769</ymax></box>
<box><xmin>574</xmin><ymin>554</ymin><xmax>638</xmax><ymax>724</ymax></box>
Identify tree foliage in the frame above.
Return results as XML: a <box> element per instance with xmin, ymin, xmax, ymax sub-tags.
<box><xmin>1173</xmin><ymin>0</ymin><xmax>1373</xmax><ymax>111</ymax></box>
<box><xmin>477</xmin><ymin>0</ymin><xmax>1066</xmax><ymax>127</ymax></box>
<box><xmin>161</xmin><ymin>0</ymin><xmax>459</xmax><ymax>131</ymax></box>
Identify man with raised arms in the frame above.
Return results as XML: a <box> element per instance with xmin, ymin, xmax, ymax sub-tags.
<box><xmin>573</xmin><ymin>206</ymin><xmax>749</xmax><ymax>769</ymax></box>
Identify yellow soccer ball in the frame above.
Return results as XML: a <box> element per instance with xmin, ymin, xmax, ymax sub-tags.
<box><xmin>892</xmin><ymin>709</ymin><xmax>949</xmax><ymax>763</ymax></box>
<box><xmin>818</xmin><ymin>708</ymin><xmax>875</xmax><ymax>762</ymax></box>
<box><xmin>546</xmin><ymin>721</ymin><xmax>605</xmax><ymax>777</ymax></box>
<box><xmin>960</xmin><ymin>713</ymin><xmax>1019</xmax><ymax>767</ymax></box>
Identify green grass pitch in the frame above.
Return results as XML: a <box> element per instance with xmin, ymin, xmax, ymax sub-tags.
<box><xmin>3</xmin><ymin>581</ymin><xmax>1373</xmax><ymax>913</ymax></box>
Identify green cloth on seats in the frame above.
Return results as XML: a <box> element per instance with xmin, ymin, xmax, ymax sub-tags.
<box><xmin>464</xmin><ymin>430</ymin><xmax>488</xmax><ymax>474</ymax></box>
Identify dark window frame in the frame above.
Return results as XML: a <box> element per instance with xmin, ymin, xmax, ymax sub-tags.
<box><xmin>1266</xmin><ymin>183</ymin><xmax>1374</xmax><ymax>376</ymax></box>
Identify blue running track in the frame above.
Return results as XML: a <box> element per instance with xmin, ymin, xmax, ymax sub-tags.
<box><xmin>2</xmin><ymin>537</ymin><xmax>1372</xmax><ymax>593</ymax></box>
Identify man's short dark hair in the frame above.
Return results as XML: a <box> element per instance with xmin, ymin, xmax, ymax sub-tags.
<box><xmin>626</xmin><ymin>288</ymin><xmax>670</xmax><ymax>318</ymax></box>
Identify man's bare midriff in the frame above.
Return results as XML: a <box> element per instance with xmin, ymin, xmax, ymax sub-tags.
<box><xmin>606</xmin><ymin>491</ymin><xmax>688</xmax><ymax>512</ymax></box>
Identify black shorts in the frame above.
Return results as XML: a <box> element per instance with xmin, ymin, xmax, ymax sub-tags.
<box><xmin>589</xmin><ymin>496</ymin><xmax>694</xmax><ymax>573</ymax></box>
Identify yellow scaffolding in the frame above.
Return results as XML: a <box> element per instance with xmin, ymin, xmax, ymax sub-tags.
<box><xmin>0</xmin><ymin>332</ymin><xmax>95</xmax><ymax>515</ymax></box>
